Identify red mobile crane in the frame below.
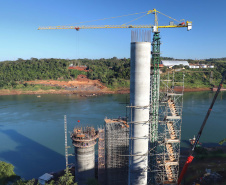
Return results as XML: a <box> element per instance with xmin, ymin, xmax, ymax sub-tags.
<box><xmin>178</xmin><ymin>71</ymin><xmax>226</xmax><ymax>185</ymax></box>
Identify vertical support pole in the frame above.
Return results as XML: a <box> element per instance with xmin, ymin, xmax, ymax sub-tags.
<box><xmin>173</xmin><ymin>70</ymin><xmax>175</xmax><ymax>89</ymax></box>
<box><xmin>64</xmin><ymin>115</ymin><xmax>69</xmax><ymax>173</ymax></box>
<box><xmin>98</xmin><ymin>127</ymin><xmax>105</xmax><ymax>185</ymax></box>
<box><xmin>210</xmin><ymin>71</ymin><xmax>213</xmax><ymax>84</ymax></box>
<box><xmin>150</xmin><ymin>31</ymin><xmax>161</xmax><ymax>184</ymax></box>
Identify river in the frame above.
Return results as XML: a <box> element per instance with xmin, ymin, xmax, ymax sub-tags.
<box><xmin>0</xmin><ymin>91</ymin><xmax>225</xmax><ymax>180</ymax></box>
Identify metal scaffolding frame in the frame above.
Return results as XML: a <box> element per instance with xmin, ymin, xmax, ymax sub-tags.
<box><xmin>104</xmin><ymin>118</ymin><xmax>129</xmax><ymax>185</ymax></box>
<box><xmin>150</xmin><ymin>72</ymin><xmax>184</xmax><ymax>185</ymax></box>
<box><xmin>149</xmin><ymin>31</ymin><xmax>161</xmax><ymax>184</ymax></box>
<box><xmin>98</xmin><ymin>127</ymin><xmax>105</xmax><ymax>185</ymax></box>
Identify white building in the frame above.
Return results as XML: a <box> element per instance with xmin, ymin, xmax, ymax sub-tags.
<box><xmin>200</xmin><ymin>64</ymin><xmax>208</xmax><ymax>68</ymax></box>
<box><xmin>189</xmin><ymin>65</ymin><xmax>200</xmax><ymax>69</ymax></box>
<box><xmin>161</xmin><ymin>60</ymin><xmax>189</xmax><ymax>68</ymax></box>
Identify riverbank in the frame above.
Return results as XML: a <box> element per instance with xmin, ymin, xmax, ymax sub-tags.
<box><xmin>0</xmin><ymin>87</ymin><xmax>211</xmax><ymax>96</ymax></box>
<box><xmin>0</xmin><ymin>78</ymin><xmax>130</xmax><ymax>96</ymax></box>
<box><xmin>0</xmin><ymin>78</ymin><xmax>212</xmax><ymax>96</ymax></box>
<box><xmin>0</xmin><ymin>87</ymin><xmax>209</xmax><ymax>96</ymax></box>
<box><xmin>183</xmin><ymin>87</ymin><xmax>211</xmax><ymax>92</ymax></box>
<box><xmin>0</xmin><ymin>88</ymin><xmax>130</xmax><ymax>96</ymax></box>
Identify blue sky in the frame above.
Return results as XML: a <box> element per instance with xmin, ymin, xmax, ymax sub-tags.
<box><xmin>1</xmin><ymin>0</ymin><xmax>226</xmax><ymax>61</ymax></box>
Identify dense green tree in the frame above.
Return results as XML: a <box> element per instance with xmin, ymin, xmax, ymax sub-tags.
<box><xmin>0</xmin><ymin>161</ymin><xmax>19</xmax><ymax>184</ymax></box>
<box><xmin>46</xmin><ymin>170</ymin><xmax>77</xmax><ymax>185</ymax></box>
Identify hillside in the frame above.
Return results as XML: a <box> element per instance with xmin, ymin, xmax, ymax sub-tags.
<box><xmin>0</xmin><ymin>57</ymin><xmax>225</xmax><ymax>95</ymax></box>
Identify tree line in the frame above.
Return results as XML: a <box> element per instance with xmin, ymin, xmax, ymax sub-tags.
<box><xmin>0</xmin><ymin>57</ymin><xmax>225</xmax><ymax>90</ymax></box>
<box><xmin>0</xmin><ymin>57</ymin><xmax>130</xmax><ymax>89</ymax></box>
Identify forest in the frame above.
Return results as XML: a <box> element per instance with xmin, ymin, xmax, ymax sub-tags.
<box><xmin>0</xmin><ymin>57</ymin><xmax>225</xmax><ymax>90</ymax></box>
<box><xmin>0</xmin><ymin>57</ymin><xmax>130</xmax><ymax>89</ymax></box>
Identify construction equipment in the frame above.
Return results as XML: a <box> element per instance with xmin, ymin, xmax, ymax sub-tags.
<box><xmin>178</xmin><ymin>71</ymin><xmax>226</xmax><ymax>185</ymax></box>
<box><xmin>38</xmin><ymin>9</ymin><xmax>192</xmax><ymax>32</ymax></box>
<box><xmin>39</xmin><ymin>9</ymin><xmax>192</xmax><ymax>185</ymax></box>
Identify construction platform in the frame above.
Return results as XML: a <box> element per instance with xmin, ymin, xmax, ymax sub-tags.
<box><xmin>71</xmin><ymin>126</ymin><xmax>98</xmax><ymax>148</ymax></box>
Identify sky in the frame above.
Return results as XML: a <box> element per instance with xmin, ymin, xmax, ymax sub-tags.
<box><xmin>0</xmin><ymin>0</ymin><xmax>226</xmax><ymax>61</ymax></box>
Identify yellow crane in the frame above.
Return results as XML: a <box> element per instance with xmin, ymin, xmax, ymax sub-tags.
<box><xmin>38</xmin><ymin>9</ymin><xmax>192</xmax><ymax>31</ymax></box>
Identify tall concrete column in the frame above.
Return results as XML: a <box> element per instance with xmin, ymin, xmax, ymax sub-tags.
<box><xmin>129</xmin><ymin>42</ymin><xmax>151</xmax><ymax>185</ymax></box>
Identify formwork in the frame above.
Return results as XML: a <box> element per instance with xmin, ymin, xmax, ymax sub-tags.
<box><xmin>105</xmin><ymin>118</ymin><xmax>129</xmax><ymax>185</ymax></box>
<box><xmin>71</xmin><ymin>126</ymin><xmax>98</xmax><ymax>185</ymax></box>
<box><xmin>150</xmin><ymin>72</ymin><xmax>184</xmax><ymax>185</ymax></box>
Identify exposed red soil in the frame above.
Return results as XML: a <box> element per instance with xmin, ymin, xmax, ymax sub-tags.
<box><xmin>0</xmin><ymin>75</ymin><xmax>129</xmax><ymax>96</ymax></box>
<box><xmin>68</xmin><ymin>66</ymin><xmax>89</xmax><ymax>72</ymax></box>
<box><xmin>26</xmin><ymin>75</ymin><xmax>105</xmax><ymax>89</ymax></box>
<box><xmin>183</xmin><ymin>87</ymin><xmax>211</xmax><ymax>92</ymax></box>
<box><xmin>0</xmin><ymin>75</ymin><xmax>211</xmax><ymax>96</ymax></box>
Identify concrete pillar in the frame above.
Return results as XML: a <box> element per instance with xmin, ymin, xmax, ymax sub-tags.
<box><xmin>129</xmin><ymin>42</ymin><xmax>151</xmax><ymax>185</ymax></box>
<box><xmin>75</xmin><ymin>146</ymin><xmax>95</xmax><ymax>185</ymax></box>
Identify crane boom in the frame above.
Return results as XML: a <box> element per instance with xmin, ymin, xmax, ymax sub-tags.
<box><xmin>38</xmin><ymin>22</ymin><xmax>191</xmax><ymax>31</ymax></box>
<box><xmin>38</xmin><ymin>9</ymin><xmax>192</xmax><ymax>31</ymax></box>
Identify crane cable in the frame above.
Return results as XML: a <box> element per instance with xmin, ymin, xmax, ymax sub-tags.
<box><xmin>157</xmin><ymin>10</ymin><xmax>181</xmax><ymax>23</ymax></box>
<box><xmin>122</xmin><ymin>13</ymin><xmax>148</xmax><ymax>25</ymax></box>
<box><xmin>67</xmin><ymin>11</ymin><xmax>149</xmax><ymax>26</ymax></box>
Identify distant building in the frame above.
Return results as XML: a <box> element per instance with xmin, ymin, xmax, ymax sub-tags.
<box><xmin>200</xmin><ymin>64</ymin><xmax>207</xmax><ymax>68</ymax></box>
<box><xmin>189</xmin><ymin>64</ymin><xmax>214</xmax><ymax>69</ymax></box>
<box><xmin>161</xmin><ymin>60</ymin><xmax>189</xmax><ymax>68</ymax></box>
<box><xmin>189</xmin><ymin>64</ymin><xmax>200</xmax><ymax>69</ymax></box>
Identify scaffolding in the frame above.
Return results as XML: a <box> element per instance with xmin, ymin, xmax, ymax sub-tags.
<box><xmin>64</xmin><ymin>115</ymin><xmax>74</xmax><ymax>173</ymax></box>
<box><xmin>98</xmin><ymin>127</ymin><xmax>105</xmax><ymax>185</ymax></box>
<box><xmin>149</xmin><ymin>31</ymin><xmax>161</xmax><ymax>184</ymax></box>
<box><xmin>105</xmin><ymin>118</ymin><xmax>129</xmax><ymax>185</ymax></box>
<box><xmin>151</xmin><ymin>71</ymin><xmax>184</xmax><ymax>185</ymax></box>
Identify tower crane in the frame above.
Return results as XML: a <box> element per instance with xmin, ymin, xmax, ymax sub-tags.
<box><xmin>39</xmin><ymin>9</ymin><xmax>192</xmax><ymax>185</ymax></box>
<box><xmin>38</xmin><ymin>9</ymin><xmax>192</xmax><ymax>31</ymax></box>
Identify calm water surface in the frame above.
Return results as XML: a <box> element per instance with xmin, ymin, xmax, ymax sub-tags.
<box><xmin>0</xmin><ymin>92</ymin><xmax>225</xmax><ymax>179</ymax></box>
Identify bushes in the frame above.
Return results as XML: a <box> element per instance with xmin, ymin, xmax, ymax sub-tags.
<box><xmin>0</xmin><ymin>161</ymin><xmax>19</xmax><ymax>184</ymax></box>
<box><xmin>0</xmin><ymin>58</ymin><xmax>86</xmax><ymax>89</ymax></box>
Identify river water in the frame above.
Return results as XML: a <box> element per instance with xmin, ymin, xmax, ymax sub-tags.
<box><xmin>0</xmin><ymin>92</ymin><xmax>225</xmax><ymax>180</ymax></box>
